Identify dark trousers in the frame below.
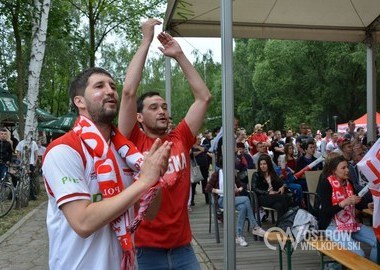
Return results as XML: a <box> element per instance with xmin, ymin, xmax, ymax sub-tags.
<box><xmin>0</xmin><ymin>163</ymin><xmax>7</xmax><ymax>179</ymax></box>
<box><xmin>258</xmin><ymin>193</ymin><xmax>290</xmax><ymax>219</ymax></box>
<box><xmin>191</xmin><ymin>164</ymin><xmax>209</xmax><ymax>204</ymax></box>
<box><xmin>29</xmin><ymin>164</ymin><xmax>37</xmax><ymax>199</ymax></box>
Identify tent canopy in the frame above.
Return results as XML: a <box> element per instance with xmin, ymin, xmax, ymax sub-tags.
<box><xmin>0</xmin><ymin>89</ymin><xmax>57</xmax><ymax>123</ymax></box>
<box><xmin>164</xmin><ymin>0</ymin><xmax>380</xmax><ymax>43</ymax></box>
<box><xmin>338</xmin><ymin>112</ymin><xmax>380</xmax><ymax>133</ymax></box>
<box><xmin>39</xmin><ymin>112</ymin><xmax>77</xmax><ymax>131</ymax></box>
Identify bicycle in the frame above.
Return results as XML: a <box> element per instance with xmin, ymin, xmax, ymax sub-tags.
<box><xmin>0</xmin><ymin>165</ymin><xmax>16</xmax><ymax>217</ymax></box>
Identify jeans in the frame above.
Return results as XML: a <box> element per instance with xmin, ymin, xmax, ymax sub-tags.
<box><xmin>218</xmin><ymin>195</ymin><xmax>259</xmax><ymax>236</ymax></box>
<box><xmin>136</xmin><ymin>244</ymin><xmax>200</xmax><ymax>270</ymax></box>
<box><xmin>326</xmin><ymin>224</ymin><xmax>378</xmax><ymax>262</ymax></box>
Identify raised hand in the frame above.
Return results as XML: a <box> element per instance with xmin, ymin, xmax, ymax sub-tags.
<box><xmin>141</xmin><ymin>19</ymin><xmax>161</xmax><ymax>43</ymax></box>
<box><xmin>157</xmin><ymin>32</ymin><xmax>183</xmax><ymax>59</ymax></box>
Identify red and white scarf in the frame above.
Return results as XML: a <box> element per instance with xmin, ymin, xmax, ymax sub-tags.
<box><xmin>73</xmin><ymin>115</ymin><xmax>161</xmax><ymax>270</ymax></box>
<box><xmin>328</xmin><ymin>175</ymin><xmax>360</xmax><ymax>232</ymax></box>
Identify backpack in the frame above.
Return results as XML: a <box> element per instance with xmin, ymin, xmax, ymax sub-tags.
<box><xmin>276</xmin><ymin>206</ymin><xmax>318</xmax><ymax>242</ymax></box>
<box><xmin>276</xmin><ymin>206</ymin><xmax>299</xmax><ymax>231</ymax></box>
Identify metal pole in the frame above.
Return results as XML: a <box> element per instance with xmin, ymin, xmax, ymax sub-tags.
<box><xmin>221</xmin><ymin>0</ymin><xmax>235</xmax><ymax>269</ymax></box>
<box><xmin>366</xmin><ymin>33</ymin><xmax>377</xmax><ymax>143</ymax></box>
<box><xmin>165</xmin><ymin>57</ymin><xmax>172</xmax><ymax>116</ymax></box>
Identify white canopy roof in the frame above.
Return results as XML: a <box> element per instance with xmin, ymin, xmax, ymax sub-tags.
<box><xmin>164</xmin><ymin>0</ymin><xmax>380</xmax><ymax>43</ymax></box>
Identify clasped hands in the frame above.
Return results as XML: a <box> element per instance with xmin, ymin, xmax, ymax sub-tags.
<box><xmin>139</xmin><ymin>139</ymin><xmax>172</xmax><ymax>187</ymax></box>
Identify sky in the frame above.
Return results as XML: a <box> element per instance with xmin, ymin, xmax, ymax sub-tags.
<box><xmin>149</xmin><ymin>26</ymin><xmax>223</xmax><ymax>63</ymax></box>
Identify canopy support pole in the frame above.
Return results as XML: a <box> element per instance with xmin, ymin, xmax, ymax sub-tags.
<box><xmin>165</xmin><ymin>57</ymin><xmax>172</xmax><ymax>116</ymax></box>
<box><xmin>366</xmin><ymin>33</ymin><xmax>377</xmax><ymax>143</ymax></box>
<box><xmin>221</xmin><ymin>0</ymin><xmax>236</xmax><ymax>269</ymax></box>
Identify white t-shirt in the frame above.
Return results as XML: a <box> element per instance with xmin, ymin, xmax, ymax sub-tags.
<box><xmin>16</xmin><ymin>140</ymin><xmax>38</xmax><ymax>165</ymax></box>
<box><xmin>326</xmin><ymin>141</ymin><xmax>338</xmax><ymax>153</ymax></box>
<box><xmin>43</xmin><ymin>134</ymin><xmax>134</xmax><ymax>270</ymax></box>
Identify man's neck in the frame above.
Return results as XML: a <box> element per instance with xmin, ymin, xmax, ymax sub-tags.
<box><xmin>143</xmin><ymin>126</ymin><xmax>167</xmax><ymax>139</ymax></box>
<box><xmin>96</xmin><ymin>124</ymin><xmax>112</xmax><ymax>141</ymax></box>
<box><xmin>305</xmin><ymin>153</ymin><xmax>313</xmax><ymax>159</ymax></box>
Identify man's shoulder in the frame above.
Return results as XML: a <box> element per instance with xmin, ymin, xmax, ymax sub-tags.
<box><xmin>46</xmin><ymin>132</ymin><xmax>82</xmax><ymax>155</ymax></box>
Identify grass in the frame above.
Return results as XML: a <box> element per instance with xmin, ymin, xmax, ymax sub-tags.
<box><xmin>0</xmin><ymin>179</ymin><xmax>47</xmax><ymax>236</ymax></box>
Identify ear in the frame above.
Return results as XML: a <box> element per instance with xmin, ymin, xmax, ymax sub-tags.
<box><xmin>137</xmin><ymin>113</ymin><xmax>143</xmax><ymax>124</ymax></box>
<box><xmin>74</xmin><ymin>96</ymin><xmax>86</xmax><ymax>111</ymax></box>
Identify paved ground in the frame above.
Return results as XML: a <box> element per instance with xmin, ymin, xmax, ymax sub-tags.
<box><xmin>0</xmin><ymin>201</ymin><xmax>214</xmax><ymax>270</ymax></box>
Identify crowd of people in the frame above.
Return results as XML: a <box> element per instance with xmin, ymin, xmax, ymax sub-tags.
<box><xmin>194</xmin><ymin>119</ymin><xmax>378</xmax><ymax>262</ymax></box>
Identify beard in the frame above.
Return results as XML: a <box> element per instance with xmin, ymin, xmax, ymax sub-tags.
<box><xmin>87</xmin><ymin>105</ymin><xmax>117</xmax><ymax>125</ymax></box>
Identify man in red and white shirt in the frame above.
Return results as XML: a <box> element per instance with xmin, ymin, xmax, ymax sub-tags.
<box><xmin>118</xmin><ymin>19</ymin><xmax>211</xmax><ymax>269</ymax></box>
<box><xmin>43</xmin><ymin>67</ymin><xmax>171</xmax><ymax>270</ymax></box>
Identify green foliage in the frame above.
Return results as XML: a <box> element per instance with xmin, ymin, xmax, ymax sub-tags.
<box><xmin>233</xmin><ymin>38</ymin><xmax>377</xmax><ymax>133</ymax></box>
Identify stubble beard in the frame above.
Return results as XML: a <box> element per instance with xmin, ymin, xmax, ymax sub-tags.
<box><xmin>88</xmin><ymin>106</ymin><xmax>117</xmax><ymax>125</ymax></box>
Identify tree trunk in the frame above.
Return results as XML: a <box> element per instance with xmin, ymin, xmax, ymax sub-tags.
<box><xmin>88</xmin><ymin>0</ymin><xmax>95</xmax><ymax>67</ymax></box>
<box><xmin>19</xmin><ymin>0</ymin><xmax>51</xmax><ymax>207</ymax></box>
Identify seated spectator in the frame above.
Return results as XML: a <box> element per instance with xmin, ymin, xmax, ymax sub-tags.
<box><xmin>276</xmin><ymin>157</ymin><xmax>303</xmax><ymax>207</ymax></box>
<box><xmin>296</xmin><ymin>123</ymin><xmax>311</xmax><ymax>156</ymax></box>
<box><xmin>235</xmin><ymin>128</ymin><xmax>250</xmax><ymax>153</ymax></box>
<box><xmin>335</xmin><ymin>137</ymin><xmax>353</xmax><ymax>161</ymax></box>
<box><xmin>354</xmin><ymin>127</ymin><xmax>365</xmax><ymax>144</ymax></box>
<box><xmin>248</xmin><ymin>124</ymin><xmax>271</xmax><ymax>157</ymax></box>
<box><xmin>295</xmin><ymin>140</ymin><xmax>323</xmax><ymax>191</ymax></box>
<box><xmin>320</xmin><ymin>127</ymin><xmax>333</xmax><ymax>157</ymax></box>
<box><xmin>317</xmin><ymin>155</ymin><xmax>377</xmax><ymax>262</ymax></box>
<box><xmin>344</xmin><ymin>120</ymin><xmax>356</xmax><ymax>141</ymax></box>
<box><xmin>284</xmin><ymin>143</ymin><xmax>296</xmax><ymax>173</ymax></box>
<box><xmin>206</xmin><ymin>169</ymin><xmax>266</xmax><ymax>247</ymax></box>
<box><xmin>325</xmin><ymin>132</ymin><xmax>339</xmax><ymax>154</ymax></box>
<box><xmin>235</xmin><ymin>142</ymin><xmax>254</xmax><ymax>196</ymax></box>
<box><xmin>349</xmin><ymin>143</ymin><xmax>372</xmax><ymax>205</ymax></box>
<box><xmin>270</xmin><ymin>130</ymin><xmax>285</xmax><ymax>165</ymax></box>
<box><xmin>252</xmin><ymin>142</ymin><xmax>267</xmax><ymax>169</ymax></box>
<box><xmin>251</xmin><ymin>154</ymin><xmax>291</xmax><ymax>219</ymax></box>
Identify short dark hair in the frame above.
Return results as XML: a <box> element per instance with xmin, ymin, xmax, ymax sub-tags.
<box><xmin>236</xmin><ymin>142</ymin><xmax>245</xmax><ymax>149</ymax></box>
<box><xmin>0</xmin><ymin>127</ymin><xmax>7</xmax><ymax>132</ymax></box>
<box><xmin>69</xmin><ymin>67</ymin><xmax>114</xmax><ymax>114</ymax></box>
<box><xmin>136</xmin><ymin>91</ymin><xmax>161</xmax><ymax>113</ymax></box>
<box><xmin>302</xmin><ymin>139</ymin><xmax>315</xmax><ymax>150</ymax></box>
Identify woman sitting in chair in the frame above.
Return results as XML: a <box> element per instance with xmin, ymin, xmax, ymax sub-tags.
<box><xmin>206</xmin><ymin>168</ymin><xmax>265</xmax><ymax>247</ymax></box>
<box><xmin>317</xmin><ymin>155</ymin><xmax>377</xmax><ymax>262</ymax></box>
<box><xmin>251</xmin><ymin>154</ymin><xmax>291</xmax><ymax>219</ymax></box>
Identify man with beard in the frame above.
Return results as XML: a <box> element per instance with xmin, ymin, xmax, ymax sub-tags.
<box><xmin>118</xmin><ymin>19</ymin><xmax>211</xmax><ymax>269</ymax></box>
<box><xmin>42</xmin><ymin>67</ymin><xmax>172</xmax><ymax>270</ymax></box>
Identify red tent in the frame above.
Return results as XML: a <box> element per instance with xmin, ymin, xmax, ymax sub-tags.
<box><xmin>337</xmin><ymin>112</ymin><xmax>380</xmax><ymax>133</ymax></box>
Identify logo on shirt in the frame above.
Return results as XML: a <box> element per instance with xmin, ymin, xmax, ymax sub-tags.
<box><xmin>61</xmin><ymin>176</ymin><xmax>82</xmax><ymax>184</ymax></box>
<box><xmin>92</xmin><ymin>193</ymin><xmax>102</xmax><ymax>202</ymax></box>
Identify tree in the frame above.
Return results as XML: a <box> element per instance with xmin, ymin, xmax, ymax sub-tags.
<box><xmin>68</xmin><ymin>0</ymin><xmax>165</xmax><ymax>67</ymax></box>
<box><xmin>19</xmin><ymin>0</ymin><xmax>51</xmax><ymax>208</ymax></box>
<box><xmin>0</xmin><ymin>0</ymin><xmax>33</xmax><ymax>137</ymax></box>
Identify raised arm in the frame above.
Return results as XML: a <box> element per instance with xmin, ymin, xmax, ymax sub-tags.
<box><xmin>157</xmin><ymin>32</ymin><xmax>212</xmax><ymax>136</ymax></box>
<box><xmin>118</xmin><ymin>19</ymin><xmax>162</xmax><ymax>138</ymax></box>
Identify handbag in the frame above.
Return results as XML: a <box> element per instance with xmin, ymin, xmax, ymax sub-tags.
<box><xmin>190</xmin><ymin>157</ymin><xmax>203</xmax><ymax>183</ymax></box>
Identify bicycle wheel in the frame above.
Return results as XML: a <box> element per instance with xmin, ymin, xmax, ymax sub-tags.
<box><xmin>0</xmin><ymin>181</ymin><xmax>15</xmax><ymax>217</ymax></box>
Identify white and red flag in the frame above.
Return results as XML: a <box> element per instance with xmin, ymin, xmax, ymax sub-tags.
<box><xmin>357</xmin><ymin>138</ymin><xmax>380</xmax><ymax>241</ymax></box>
